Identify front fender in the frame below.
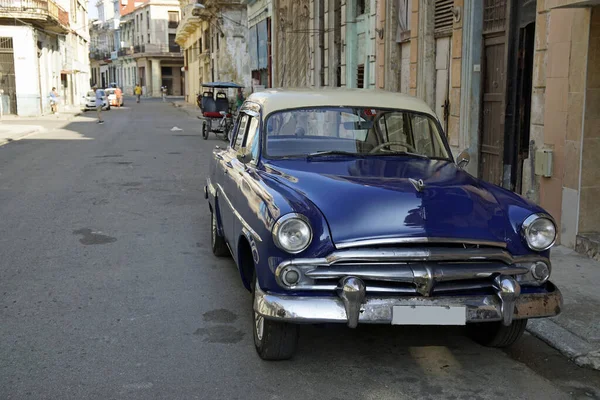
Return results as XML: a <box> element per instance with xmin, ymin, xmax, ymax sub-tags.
<box><xmin>245</xmin><ymin>170</ymin><xmax>335</xmax><ymax>293</ymax></box>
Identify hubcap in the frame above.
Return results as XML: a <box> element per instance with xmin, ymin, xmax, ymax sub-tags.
<box><xmin>254</xmin><ymin>312</ymin><xmax>264</xmax><ymax>341</ymax></box>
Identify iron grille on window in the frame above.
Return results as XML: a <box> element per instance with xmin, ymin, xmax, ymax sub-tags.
<box><xmin>483</xmin><ymin>0</ymin><xmax>506</xmax><ymax>34</ymax></box>
<box><xmin>357</xmin><ymin>64</ymin><xmax>365</xmax><ymax>88</ymax></box>
<box><xmin>434</xmin><ymin>0</ymin><xmax>454</xmax><ymax>36</ymax></box>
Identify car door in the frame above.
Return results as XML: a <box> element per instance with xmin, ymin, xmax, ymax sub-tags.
<box><xmin>220</xmin><ymin>113</ymin><xmax>249</xmax><ymax>246</ymax></box>
<box><xmin>228</xmin><ymin>113</ymin><xmax>261</xmax><ymax>247</ymax></box>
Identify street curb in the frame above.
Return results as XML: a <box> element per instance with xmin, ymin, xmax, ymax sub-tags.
<box><xmin>527</xmin><ymin>319</ymin><xmax>600</xmax><ymax>370</ymax></box>
<box><xmin>0</xmin><ymin>128</ymin><xmax>45</xmax><ymax>148</ymax></box>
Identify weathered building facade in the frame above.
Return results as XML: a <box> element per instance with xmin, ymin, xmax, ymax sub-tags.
<box><xmin>175</xmin><ymin>0</ymin><xmax>251</xmax><ymax>104</ymax></box>
<box><xmin>0</xmin><ymin>0</ymin><xmax>90</xmax><ymax>116</ymax></box>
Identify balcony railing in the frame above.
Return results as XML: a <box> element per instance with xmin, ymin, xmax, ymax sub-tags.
<box><xmin>133</xmin><ymin>44</ymin><xmax>182</xmax><ymax>54</ymax></box>
<box><xmin>90</xmin><ymin>51</ymin><xmax>110</xmax><ymax>60</ymax></box>
<box><xmin>118</xmin><ymin>47</ymin><xmax>133</xmax><ymax>57</ymax></box>
<box><xmin>168</xmin><ymin>20</ymin><xmax>179</xmax><ymax>29</ymax></box>
<box><xmin>0</xmin><ymin>0</ymin><xmax>69</xmax><ymax>28</ymax></box>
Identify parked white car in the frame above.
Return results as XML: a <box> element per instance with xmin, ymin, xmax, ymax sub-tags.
<box><xmin>82</xmin><ymin>89</ymin><xmax>110</xmax><ymax>111</ymax></box>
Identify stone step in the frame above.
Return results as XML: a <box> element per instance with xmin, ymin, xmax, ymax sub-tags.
<box><xmin>576</xmin><ymin>232</ymin><xmax>600</xmax><ymax>262</ymax></box>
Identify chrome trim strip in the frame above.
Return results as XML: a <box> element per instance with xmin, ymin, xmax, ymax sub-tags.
<box><xmin>279</xmin><ymin>248</ymin><xmax>546</xmax><ymax>268</ymax></box>
<box><xmin>253</xmin><ymin>281</ymin><xmax>563</xmax><ymax>324</ymax></box>
<box><xmin>335</xmin><ymin>237</ymin><xmax>508</xmax><ymax>250</ymax></box>
<box><xmin>216</xmin><ymin>184</ymin><xmax>262</xmax><ymax>242</ymax></box>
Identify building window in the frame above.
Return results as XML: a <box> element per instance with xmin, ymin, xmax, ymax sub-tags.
<box><xmin>357</xmin><ymin>64</ymin><xmax>365</xmax><ymax>88</ymax></box>
<box><xmin>356</xmin><ymin>0</ymin><xmax>366</xmax><ymax>16</ymax></box>
<box><xmin>147</xmin><ymin>11</ymin><xmax>150</xmax><ymax>29</ymax></box>
<box><xmin>396</xmin><ymin>0</ymin><xmax>412</xmax><ymax>42</ymax></box>
<box><xmin>147</xmin><ymin>33</ymin><xmax>150</xmax><ymax>43</ymax></box>
<box><xmin>168</xmin><ymin>11</ymin><xmax>179</xmax><ymax>28</ymax></box>
<box><xmin>434</xmin><ymin>0</ymin><xmax>454</xmax><ymax>36</ymax></box>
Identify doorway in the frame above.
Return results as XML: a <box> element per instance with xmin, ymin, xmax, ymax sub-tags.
<box><xmin>0</xmin><ymin>37</ymin><xmax>17</xmax><ymax>114</ymax></box>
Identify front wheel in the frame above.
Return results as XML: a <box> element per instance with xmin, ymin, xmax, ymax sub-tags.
<box><xmin>211</xmin><ymin>210</ymin><xmax>229</xmax><ymax>257</ymax></box>
<box><xmin>467</xmin><ymin>319</ymin><xmax>527</xmax><ymax>348</ymax></box>
<box><xmin>252</xmin><ymin>276</ymin><xmax>298</xmax><ymax>360</ymax></box>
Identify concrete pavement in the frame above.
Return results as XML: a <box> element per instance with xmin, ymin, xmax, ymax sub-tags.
<box><xmin>529</xmin><ymin>246</ymin><xmax>600</xmax><ymax>370</ymax></box>
<box><xmin>0</xmin><ymin>100</ymin><xmax>598</xmax><ymax>399</ymax></box>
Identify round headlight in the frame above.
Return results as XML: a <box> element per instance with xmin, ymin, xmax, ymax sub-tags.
<box><xmin>273</xmin><ymin>214</ymin><xmax>313</xmax><ymax>254</ymax></box>
<box><xmin>522</xmin><ymin>214</ymin><xmax>556</xmax><ymax>251</ymax></box>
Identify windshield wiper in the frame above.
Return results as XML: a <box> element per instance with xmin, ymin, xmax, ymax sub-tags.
<box><xmin>306</xmin><ymin>150</ymin><xmax>362</xmax><ymax>159</ymax></box>
<box><xmin>374</xmin><ymin>151</ymin><xmax>430</xmax><ymax>159</ymax></box>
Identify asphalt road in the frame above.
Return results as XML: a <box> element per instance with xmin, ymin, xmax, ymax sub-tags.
<box><xmin>1</xmin><ymin>99</ymin><xmax>599</xmax><ymax>400</ymax></box>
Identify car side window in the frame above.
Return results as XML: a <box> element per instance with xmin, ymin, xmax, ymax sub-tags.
<box><xmin>233</xmin><ymin>114</ymin><xmax>249</xmax><ymax>150</ymax></box>
<box><xmin>243</xmin><ymin>117</ymin><xmax>260</xmax><ymax>162</ymax></box>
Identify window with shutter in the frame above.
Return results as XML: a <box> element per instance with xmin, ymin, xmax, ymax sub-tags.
<box><xmin>434</xmin><ymin>0</ymin><xmax>454</xmax><ymax>37</ymax></box>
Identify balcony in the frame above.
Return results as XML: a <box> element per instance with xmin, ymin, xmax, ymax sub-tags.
<box><xmin>90</xmin><ymin>51</ymin><xmax>111</xmax><ymax>61</ymax></box>
<box><xmin>118</xmin><ymin>47</ymin><xmax>133</xmax><ymax>57</ymax></box>
<box><xmin>0</xmin><ymin>0</ymin><xmax>69</xmax><ymax>32</ymax></box>
<box><xmin>132</xmin><ymin>44</ymin><xmax>182</xmax><ymax>57</ymax></box>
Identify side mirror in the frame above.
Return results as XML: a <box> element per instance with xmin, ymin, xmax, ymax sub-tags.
<box><xmin>456</xmin><ymin>149</ymin><xmax>470</xmax><ymax>169</ymax></box>
<box><xmin>237</xmin><ymin>150</ymin><xmax>251</xmax><ymax>164</ymax></box>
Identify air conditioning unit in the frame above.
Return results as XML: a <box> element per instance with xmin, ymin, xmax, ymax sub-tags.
<box><xmin>121</xmin><ymin>0</ymin><xmax>127</xmax><ymax>5</ymax></box>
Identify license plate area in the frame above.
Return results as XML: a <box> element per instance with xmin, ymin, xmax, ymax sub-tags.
<box><xmin>391</xmin><ymin>305</ymin><xmax>466</xmax><ymax>325</ymax></box>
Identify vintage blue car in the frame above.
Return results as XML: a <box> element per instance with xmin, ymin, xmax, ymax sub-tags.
<box><xmin>205</xmin><ymin>89</ymin><xmax>563</xmax><ymax>360</ymax></box>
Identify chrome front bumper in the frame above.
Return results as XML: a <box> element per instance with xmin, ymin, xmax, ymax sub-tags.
<box><xmin>253</xmin><ymin>278</ymin><xmax>563</xmax><ymax>327</ymax></box>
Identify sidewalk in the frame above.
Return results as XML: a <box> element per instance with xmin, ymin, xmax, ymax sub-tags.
<box><xmin>528</xmin><ymin>245</ymin><xmax>600</xmax><ymax>370</ymax></box>
<box><xmin>0</xmin><ymin>107</ymin><xmax>82</xmax><ymax>146</ymax></box>
<box><xmin>171</xmin><ymin>99</ymin><xmax>203</xmax><ymax>119</ymax></box>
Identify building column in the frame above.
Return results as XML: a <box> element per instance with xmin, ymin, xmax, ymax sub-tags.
<box><xmin>151</xmin><ymin>59</ymin><xmax>161</xmax><ymax>97</ymax></box>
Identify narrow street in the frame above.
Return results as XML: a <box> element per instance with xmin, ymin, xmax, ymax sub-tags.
<box><xmin>0</xmin><ymin>100</ymin><xmax>598</xmax><ymax>400</ymax></box>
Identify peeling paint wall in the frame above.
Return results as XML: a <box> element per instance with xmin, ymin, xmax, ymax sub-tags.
<box><xmin>215</xmin><ymin>8</ymin><xmax>252</xmax><ymax>92</ymax></box>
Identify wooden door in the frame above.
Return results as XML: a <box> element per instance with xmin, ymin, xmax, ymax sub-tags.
<box><xmin>480</xmin><ymin>0</ymin><xmax>508</xmax><ymax>185</ymax></box>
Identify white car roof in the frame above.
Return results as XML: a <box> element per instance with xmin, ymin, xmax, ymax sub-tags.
<box><xmin>245</xmin><ymin>88</ymin><xmax>438</xmax><ymax>119</ymax></box>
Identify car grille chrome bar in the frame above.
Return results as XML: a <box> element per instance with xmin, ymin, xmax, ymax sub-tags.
<box><xmin>275</xmin><ymin>247</ymin><xmax>548</xmax><ymax>297</ymax></box>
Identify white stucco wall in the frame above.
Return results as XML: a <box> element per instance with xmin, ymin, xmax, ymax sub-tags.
<box><xmin>0</xmin><ymin>25</ymin><xmax>42</xmax><ymax>116</ymax></box>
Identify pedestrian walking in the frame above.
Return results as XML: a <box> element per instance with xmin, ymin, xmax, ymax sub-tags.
<box><xmin>115</xmin><ymin>86</ymin><xmax>122</xmax><ymax>108</ymax></box>
<box><xmin>161</xmin><ymin>86</ymin><xmax>167</xmax><ymax>102</ymax></box>
<box><xmin>49</xmin><ymin>87</ymin><xmax>59</xmax><ymax>114</ymax></box>
<box><xmin>94</xmin><ymin>86</ymin><xmax>104</xmax><ymax>124</ymax></box>
<box><xmin>135</xmin><ymin>84</ymin><xmax>142</xmax><ymax>103</ymax></box>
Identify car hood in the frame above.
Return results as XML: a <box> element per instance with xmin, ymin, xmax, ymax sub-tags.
<box><xmin>262</xmin><ymin>158</ymin><xmax>510</xmax><ymax>248</ymax></box>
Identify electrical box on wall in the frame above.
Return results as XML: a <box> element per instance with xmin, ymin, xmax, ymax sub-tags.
<box><xmin>535</xmin><ymin>149</ymin><xmax>553</xmax><ymax>177</ymax></box>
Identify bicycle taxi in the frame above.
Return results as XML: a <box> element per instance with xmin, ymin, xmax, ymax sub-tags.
<box><xmin>199</xmin><ymin>81</ymin><xmax>243</xmax><ymax>141</ymax></box>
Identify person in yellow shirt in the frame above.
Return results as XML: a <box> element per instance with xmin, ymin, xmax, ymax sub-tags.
<box><xmin>134</xmin><ymin>84</ymin><xmax>142</xmax><ymax>103</ymax></box>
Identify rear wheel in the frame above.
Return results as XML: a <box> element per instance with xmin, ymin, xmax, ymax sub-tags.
<box><xmin>467</xmin><ymin>319</ymin><xmax>527</xmax><ymax>348</ymax></box>
<box><xmin>202</xmin><ymin>121</ymin><xmax>209</xmax><ymax>140</ymax></box>
<box><xmin>252</xmin><ymin>274</ymin><xmax>298</xmax><ymax>360</ymax></box>
<box><xmin>210</xmin><ymin>210</ymin><xmax>229</xmax><ymax>257</ymax></box>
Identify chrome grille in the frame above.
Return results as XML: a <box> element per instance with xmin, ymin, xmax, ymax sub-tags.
<box><xmin>275</xmin><ymin>247</ymin><xmax>545</xmax><ymax>296</ymax></box>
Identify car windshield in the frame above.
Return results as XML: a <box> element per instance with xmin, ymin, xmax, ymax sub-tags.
<box><xmin>87</xmin><ymin>91</ymin><xmax>95</xmax><ymax>97</ymax></box>
<box><xmin>105</xmin><ymin>89</ymin><xmax>115</xmax><ymax>94</ymax></box>
<box><xmin>264</xmin><ymin>107</ymin><xmax>449</xmax><ymax>159</ymax></box>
